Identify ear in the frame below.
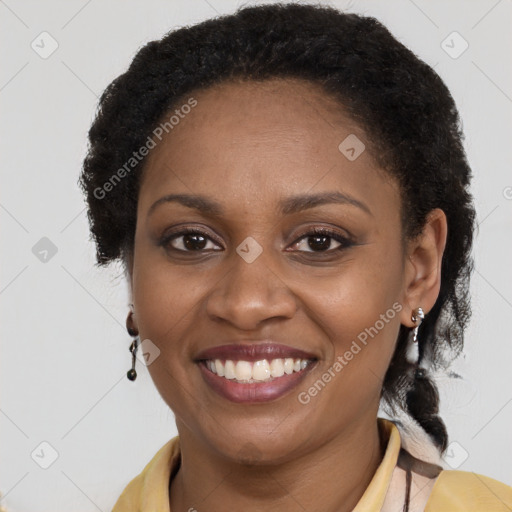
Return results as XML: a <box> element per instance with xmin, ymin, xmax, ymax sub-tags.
<box><xmin>123</xmin><ymin>252</ymin><xmax>138</xmax><ymax>330</ymax></box>
<box><xmin>399</xmin><ymin>208</ymin><xmax>447</xmax><ymax>327</ymax></box>
<box><xmin>124</xmin><ymin>249</ymin><xmax>135</xmax><ymax>283</ymax></box>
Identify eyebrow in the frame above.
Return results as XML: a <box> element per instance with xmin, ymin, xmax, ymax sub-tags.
<box><xmin>147</xmin><ymin>191</ymin><xmax>372</xmax><ymax>217</ymax></box>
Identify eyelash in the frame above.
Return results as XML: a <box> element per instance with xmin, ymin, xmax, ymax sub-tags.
<box><xmin>159</xmin><ymin>226</ymin><xmax>354</xmax><ymax>255</ymax></box>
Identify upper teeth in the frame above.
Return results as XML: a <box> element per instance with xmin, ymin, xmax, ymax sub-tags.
<box><xmin>206</xmin><ymin>358</ymin><xmax>310</xmax><ymax>382</ymax></box>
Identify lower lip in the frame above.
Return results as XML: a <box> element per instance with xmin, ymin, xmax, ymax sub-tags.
<box><xmin>198</xmin><ymin>362</ymin><xmax>315</xmax><ymax>403</ymax></box>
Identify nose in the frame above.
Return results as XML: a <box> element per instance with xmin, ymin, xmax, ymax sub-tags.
<box><xmin>205</xmin><ymin>247</ymin><xmax>298</xmax><ymax>331</ymax></box>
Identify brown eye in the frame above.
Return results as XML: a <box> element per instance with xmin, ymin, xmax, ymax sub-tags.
<box><xmin>160</xmin><ymin>229</ymin><xmax>222</xmax><ymax>252</ymax></box>
<box><xmin>290</xmin><ymin>228</ymin><xmax>353</xmax><ymax>253</ymax></box>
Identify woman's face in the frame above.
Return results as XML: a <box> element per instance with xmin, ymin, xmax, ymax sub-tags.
<box><xmin>130</xmin><ymin>78</ymin><xmax>414</xmax><ymax>463</ymax></box>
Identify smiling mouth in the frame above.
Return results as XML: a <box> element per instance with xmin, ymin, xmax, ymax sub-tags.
<box><xmin>197</xmin><ymin>357</ymin><xmax>317</xmax><ymax>403</ymax></box>
<box><xmin>195</xmin><ymin>342</ymin><xmax>318</xmax><ymax>402</ymax></box>
<box><xmin>202</xmin><ymin>357</ymin><xmax>313</xmax><ymax>383</ymax></box>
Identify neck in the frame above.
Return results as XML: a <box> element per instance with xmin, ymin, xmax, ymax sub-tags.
<box><xmin>170</xmin><ymin>417</ymin><xmax>384</xmax><ymax>512</ymax></box>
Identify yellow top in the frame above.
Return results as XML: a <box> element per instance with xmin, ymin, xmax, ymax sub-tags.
<box><xmin>112</xmin><ymin>420</ymin><xmax>512</xmax><ymax>511</ymax></box>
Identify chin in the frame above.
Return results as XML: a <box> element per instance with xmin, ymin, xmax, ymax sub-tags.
<box><xmin>202</xmin><ymin>421</ymin><xmax>312</xmax><ymax>466</ymax></box>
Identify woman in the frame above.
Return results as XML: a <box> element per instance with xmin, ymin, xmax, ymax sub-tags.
<box><xmin>80</xmin><ymin>3</ymin><xmax>511</xmax><ymax>511</ymax></box>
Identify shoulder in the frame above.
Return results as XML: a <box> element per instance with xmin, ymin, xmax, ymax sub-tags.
<box><xmin>112</xmin><ymin>436</ymin><xmax>180</xmax><ymax>512</ymax></box>
<box><xmin>426</xmin><ymin>469</ymin><xmax>512</xmax><ymax>511</ymax></box>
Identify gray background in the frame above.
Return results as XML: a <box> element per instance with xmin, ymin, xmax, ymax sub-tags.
<box><xmin>1</xmin><ymin>0</ymin><xmax>511</xmax><ymax>510</ymax></box>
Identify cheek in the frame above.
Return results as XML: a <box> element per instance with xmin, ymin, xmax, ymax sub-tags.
<box><xmin>294</xmin><ymin>249</ymin><xmax>404</xmax><ymax>400</ymax></box>
<box><xmin>131</xmin><ymin>224</ymin><xmax>405</xmax><ymax>419</ymax></box>
<box><xmin>301</xmin><ymin>245</ymin><xmax>403</xmax><ymax>341</ymax></box>
<box><xmin>294</xmin><ymin>300</ymin><xmax>402</xmax><ymax>422</ymax></box>
<box><xmin>132</xmin><ymin>257</ymin><xmax>209</xmax><ymax>354</ymax></box>
<box><xmin>131</xmin><ymin>257</ymin><xmax>213</xmax><ymax>415</ymax></box>
<box><xmin>132</xmin><ymin>231</ymin><xmax>405</xmax><ymax>349</ymax></box>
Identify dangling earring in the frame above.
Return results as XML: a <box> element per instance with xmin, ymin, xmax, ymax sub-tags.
<box><xmin>406</xmin><ymin>307</ymin><xmax>424</xmax><ymax>364</ymax></box>
<box><xmin>126</xmin><ymin>308</ymin><xmax>140</xmax><ymax>381</ymax></box>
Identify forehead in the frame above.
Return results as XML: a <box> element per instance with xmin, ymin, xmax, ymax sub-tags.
<box><xmin>138</xmin><ymin>78</ymin><xmax>398</xmax><ymax>219</ymax></box>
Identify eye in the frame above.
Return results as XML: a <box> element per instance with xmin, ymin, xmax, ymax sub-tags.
<box><xmin>289</xmin><ymin>227</ymin><xmax>353</xmax><ymax>253</ymax></box>
<box><xmin>159</xmin><ymin>226</ymin><xmax>353</xmax><ymax>255</ymax></box>
<box><xmin>160</xmin><ymin>228</ymin><xmax>223</xmax><ymax>252</ymax></box>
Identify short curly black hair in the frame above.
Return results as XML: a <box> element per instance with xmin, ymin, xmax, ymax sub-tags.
<box><xmin>80</xmin><ymin>3</ymin><xmax>475</xmax><ymax>453</ymax></box>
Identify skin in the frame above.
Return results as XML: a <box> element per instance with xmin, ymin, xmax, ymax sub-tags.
<box><xmin>127</xmin><ymin>78</ymin><xmax>447</xmax><ymax>512</ymax></box>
